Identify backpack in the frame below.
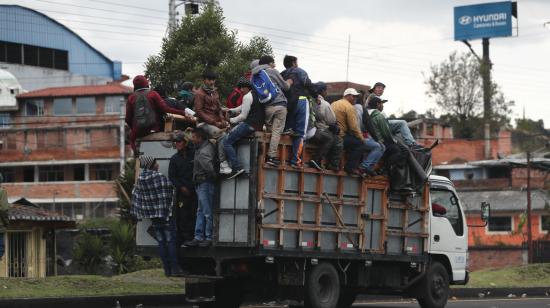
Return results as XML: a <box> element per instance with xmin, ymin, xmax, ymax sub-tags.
<box><xmin>252</xmin><ymin>69</ymin><xmax>279</xmax><ymax>104</ymax></box>
<box><xmin>134</xmin><ymin>91</ymin><xmax>156</xmax><ymax>131</ymax></box>
<box><xmin>226</xmin><ymin>87</ymin><xmax>244</xmax><ymax>109</ymax></box>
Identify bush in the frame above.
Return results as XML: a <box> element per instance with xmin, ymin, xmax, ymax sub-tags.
<box><xmin>110</xmin><ymin>222</ymin><xmax>136</xmax><ymax>274</ymax></box>
<box><xmin>73</xmin><ymin>233</ymin><xmax>106</xmax><ymax>273</ymax></box>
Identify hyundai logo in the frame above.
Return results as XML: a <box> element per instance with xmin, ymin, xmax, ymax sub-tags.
<box><xmin>459</xmin><ymin>15</ymin><xmax>472</xmax><ymax>25</ymax></box>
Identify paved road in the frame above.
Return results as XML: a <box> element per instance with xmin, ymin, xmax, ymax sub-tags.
<box><xmin>146</xmin><ymin>298</ymin><xmax>550</xmax><ymax>308</ymax></box>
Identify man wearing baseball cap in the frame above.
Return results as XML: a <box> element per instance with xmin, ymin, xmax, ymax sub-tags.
<box><xmin>331</xmin><ymin>88</ymin><xmax>382</xmax><ymax>176</ymax></box>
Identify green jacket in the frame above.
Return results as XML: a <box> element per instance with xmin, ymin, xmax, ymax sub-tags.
<box><xmin>0</xmin><ymin>188</ymin><xmax>9</xmax><ymax>232</ymax></box>
<box><xmin>369</xmin><ymin>109</ymin><xmax>394</xmax><ymax>144</ymax></box>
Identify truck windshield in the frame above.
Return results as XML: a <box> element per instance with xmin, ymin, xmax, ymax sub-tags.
<box><xmin>430</xmin><ymin>189</ymin><xmax>464</xmax><ymax>236</ymax></box>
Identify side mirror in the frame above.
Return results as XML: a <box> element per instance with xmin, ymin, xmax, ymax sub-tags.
<box><xmin>481</xmin><ymin>202</ymin><xmax>490</xmax><ymax>222</ymax></box>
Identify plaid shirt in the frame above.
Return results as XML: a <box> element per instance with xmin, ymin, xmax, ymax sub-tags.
<box><xmin>131</xmin><ymin>169</ymin><xmax>174</xmax><ymax>219</ymax></box>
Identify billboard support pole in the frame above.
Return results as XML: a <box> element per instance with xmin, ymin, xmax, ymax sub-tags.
<box><xmin>481</xmin><ymin>38</ymin><xmax>492</xmax><ymax>159</ymax></box>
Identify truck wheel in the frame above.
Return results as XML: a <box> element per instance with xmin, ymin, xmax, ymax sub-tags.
<box><xmin>417</xmin><ymin>262</ymin><xmax>449</xmax><ymax>308</ymax></box>
<box><xmin>337</xmin><ymin>288</ymin><xmax>357</xmax><ymax>308</ymax></box>
<box><xmin>305</xmin><ymin>262</ymin><xmax>340</xmax><ymax>308</ymax></box>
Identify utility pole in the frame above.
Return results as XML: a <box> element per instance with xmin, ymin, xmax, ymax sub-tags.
<box><xmin>526</xmin><ymin>151</ymin><xmax>533</xmax><ymax>263</ymax></box>
<box><xmin>167</xmin><ymin>0</ymin><xmax>212</xmax><ymax>35</ymax></box>
<box><xmin>345</xmin><ymin>34</ymin><xmax>351</xmax><ymax>83</ymax></box>
<box><xmin>119</xmin><ymin>98</ymin><xmax>126</xmax><ymax>175</ymax></box>
<box><xmin>168</xmin><ymin>0</ymin><xmax>177</xmax><ymax>34</ymax></box>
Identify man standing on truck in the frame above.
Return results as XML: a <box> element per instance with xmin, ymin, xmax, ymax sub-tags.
<box><xmin>194</xmin><ymin>70</ymin><xmax>232</xmax><ymax>176</ymax></box>
<box><xmin>222</xmin><ymin>77</ymin><xmax>265</xmax><ymax>179</ymax></box>
<box><xmin>307</xmin><ymin>82</ymin><xmax>343</xmax><ymax>171</ymax></box>
<box><xmin>169</xmin><ymin>130</ymin><xmax>196</xmax><ymax>244</ymax></box>
<box><xmin>185</xmin><ymin>127</ymin><xmax>217</xmax><ymax>247</ymax></box>
<box><xmin>332</xmin><ymin>88</ymin><xmax>382</xmax><ymax>177</ymax></box>
<box><xmin>132</xmin><ymin>156</ymin><xmax>183</xmax><ymax>276</ymax></box>
<box><xmin>252</xmin><ymin>56</ymin><xmax>292</xmax><ymax>167</ymax></box>
<box><xmin>126</xmin><ymin>75</ymin><xmax>194</xmax><ymax>152</ymax></box>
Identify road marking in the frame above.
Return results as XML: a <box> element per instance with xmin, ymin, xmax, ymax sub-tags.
<box><xmin>356</xmin><ymin>297</ymin><xmax>550</xmax><ymax>305</ymax></box>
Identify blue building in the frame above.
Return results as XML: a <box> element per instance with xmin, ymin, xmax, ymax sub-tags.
<box><xmin>0</xmin><ymin>5</ymin><xmax>122</xmax><ymax>91</ymax></box>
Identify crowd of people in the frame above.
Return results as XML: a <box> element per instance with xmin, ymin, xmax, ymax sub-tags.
<box><xmin>127</xmin><ymin>55</ymin><xmax>431</xmax><ymax>276</ymax></box>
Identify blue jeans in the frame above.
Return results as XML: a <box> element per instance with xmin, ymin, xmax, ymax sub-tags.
<box><xmin>222</xmin><ymin>122</ymin><xmax>255</xmax><ymax>170</ymax></box>
<box><xmin>0</xmin><ymin>232</ymin><xmax>4</xmax><ymax>258</ymax></box>
<box><xmin>343</xmin><ymin>134</ymin><xmax>367</xmax><ymax>171</ymax></box>
<box><xmin>362</xmin><ymin>137</ymin><xmax>385</xmax><ymax>170</ymax></box>
<box><xmin>289</xmin><ymin>97</ymin><xmax>309</xmax><ymax>164</ymax></box>
<box><xmin>151</xmin><ymin>217</ymin><xmax>179</xmax><ymax>276</ymax></box>
<box><xmin>388</xmin><ymin>119</ymin><xmax>416</xmax><ymax>146</ymax></box>
<box><xmin>194</xmin><ymin>181</ymin><xmax>215</xmax><ymax>241</ymax></box>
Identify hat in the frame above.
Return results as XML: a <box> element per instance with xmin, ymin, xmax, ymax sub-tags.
<box><xmin>139</xmin><ymin>155</ymin><xmax>156</xmax><ymax>170</ymax></box>
<box><xmin>173</xmin><ymin>128</ymin><xmax>192</xmax><ymax>143</ymax></box>
<box><xmin>315</xmin><ymin>81</ymin><xmax>327</xmax><ymax>93</ymax></box>
<box><xmin>202</xmin><ymin>70</ymin><xmax>217</xmax><ymax>80</ymax></box>
<box><xmin>343</xmin><ymin>88</ymin><xmax>360</xmax><ymax>97</ymax></box>
<box><xmin>237</xmin><ymin>77</ymin><xmax>252</xmax><ymax>89</ymax></box>
<box><xmin>133</xmin><ymin>75</ymin><xmax>149</xmax><ymax>90</ymax></box>
<box><xmin>250</xmin><ymin>59</ymin><xmax>260</xmax><ymax>69</ymax></box>
<box><xmin>367</xmin><ymin>96</ymin><xmax>386</xmax><ymax>109</ymax></box>
<box><xmin>368</xmin><ymin>82</ymin><xmax>386</xmax><ymax>93</ymax></box>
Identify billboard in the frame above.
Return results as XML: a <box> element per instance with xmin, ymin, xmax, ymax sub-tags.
<box><xmin>454</xmin><ymin>1</ymin><xmax>514</xmax><ymax>41</ymax></box>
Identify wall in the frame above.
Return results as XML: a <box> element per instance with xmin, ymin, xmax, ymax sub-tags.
<box><xmin>467</xmin><ymin>214</ymin><xmax>550</xmax><ymax>247</ymax></box>
<box><xmin>511</xmin><ymin>168</ymin><xmax>548</xmax><ymax>189</ymax></box>
<box><xmin>468</xmin><ymin>247</ymin><xmax>527</xmax><ymax>271</ymax></box>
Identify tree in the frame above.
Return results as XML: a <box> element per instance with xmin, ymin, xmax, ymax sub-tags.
<box><xmin>425</xmin><ymin>51</ymin><xmax>514</xmax><ymax>138</ymax></box>
<box><xmin>145</xmin><ymin>3</ymin><xmax>273</xmax><ymax>99</ymax></box>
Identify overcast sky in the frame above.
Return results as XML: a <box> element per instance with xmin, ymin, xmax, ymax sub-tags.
<box><xmin>4</xmin><ymin>0</ymin><xmax>550</xmax><ymax>126</ymax></box>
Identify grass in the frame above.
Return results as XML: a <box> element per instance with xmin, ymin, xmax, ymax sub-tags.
<box><xmin>0</xmin><ymin>269</ymin><xmax>184</xmax><ymax>299</ymax></box>
<box><xmin>465</xmin><ymin>263</ymin><xmax>550</xmax><ymax>288</ymax></box>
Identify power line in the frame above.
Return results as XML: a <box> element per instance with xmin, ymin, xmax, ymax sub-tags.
<box><xmin>86</xmin><ymin>0</ymin><xmax>168</xmax><ymax>14</ymax></box>
<box><xmin>33</xmin><ymin>0</ymin><xmax>168</xmax><ymax>20</ymax></box>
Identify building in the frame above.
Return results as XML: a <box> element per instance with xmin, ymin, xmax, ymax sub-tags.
<box><xmin>325</xmin><ymin>82</ymin><xmax>370</xmax><ymax>103</ymax></box>
<box><xmin>0</xmin><ymin>5</ymin><xmax>122</xmax><ymax>91</ymax></box>
<box><xmin>0</xmin><ymin>198</ymin><xmax>75</xmax><ymax>278</ymax></box>
<box><xmin>0</xmin><ymin>83</ymin><xmax>132</xmax><ymax>220</ymax></box>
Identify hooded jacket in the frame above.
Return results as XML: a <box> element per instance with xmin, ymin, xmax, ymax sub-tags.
<box><xmin>250</xmin><ymin>64</ymin><xmax>289</xmax><ymax>107</ymax></box>
<box><xmin>194</xmin><ymin>86</ymin><xmax>225</xmax><ymax>127</ymax></box>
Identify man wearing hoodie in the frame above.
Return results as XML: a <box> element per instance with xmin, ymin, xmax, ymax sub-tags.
<box><xmin>194</xmin><ymin>70</ymin><xmax>232</xmax><ymax>175</ymax></box>
<box><xmin>126</xmin><ymin>75</ymin><xmax>193</xmax><ymax>152</ymax></box>
<box><xmin>251</xmin><ymin>56</ymin><xmax>292</xmax><ymax>167</ymax></box>
<box><xmin>281</xmin><ymin>55</ymin><xmax>318</xmax><ymax>168</ymax></box>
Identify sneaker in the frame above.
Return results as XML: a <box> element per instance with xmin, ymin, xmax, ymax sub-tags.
<box><xmin>282</xmin><ymin>129</ymin><xmax>294</xmax><ymax>135</ymax></box>
<box><xmin>345</xmin><ymin>168</ymin><xmax>362</xmax><ymax>177</ymax></box>
<box><xmin>266</xmin><ymin>157</ymin><xmax>280</xmax><ymax>167</ymax></box>
<box><xmin>184</xmin><ymin>239</ymin><xmax>201</xmax><ymax>247</ymax></box>
<box><xmin>220</xmin><ymin>161</ymin><xmax>232</xmax><ymax>175</ymax></box>
<box><xmin>290</xmin><ymin>161</ymin><xmax>303</xmax><ymax>169</ymax></box>
<box><xmin>359</xmin><ymin>167</ymin><xmax>377</xmax><ymax>177</ymax></box>
<box><xmin>226</xmin><ymin>168</ymin><xmax>245</xmax><ymax>180</ymax></box>
<box><xmin>199</xmin><ymin>240</ymin><xmax>212</xmax><ymax>247</ymax></box>
<box><xmin>308</xmin><ymin>160</ymin><xmax>323</xmax><ymax>170</ymax></box>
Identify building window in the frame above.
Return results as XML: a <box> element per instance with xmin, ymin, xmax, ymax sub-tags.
<box><xmin>541</xmin><ymin>216</ymin><xmax>550</xmax><ymax>232</ymax></box>
<box><xmin>23</xmin><ymin>45</ymin><xmax>39</xmax><ymax>66</ymax></box>
<box><xmin>0</xmin><ymin>41</ymin><xmax>68</xmax><ymax>71</ymax></box>
<box><xmin>426</xmin><ymin>123</ymin><xmax>434</xmax><ymax>136</ymax></box>
<box><xmin>23</xmin><ymin>167</ymin><xmax>34</xmax><ymax>182</ymax></box>
<box><xmin>54</xmin><ymin>50</ymin><xmax>68</xmax><ymax>70</ymax></box>
<box><xmin>75</xmin><ymin>97</ymin><xmax>96</xmax><ymax>114</ymax></box>
<box><xmin>0</xmin><ymin>113</ymin><xmax>11</xmax><ymax>128</ymax></box>
<box><xmin>73</xmin><ymin>164</ymin><xmax>85</xmax><ymax>181</ymax></box>
<box><xmin>0</xmin><ymin>167</ymin><xmax>15</xmax><ymax>182</ymax></box>
<box><xmin>39</xmin><ymin>166</ymin><xmax>64</xmax><ymax>182</ymax></box>
<box><xmin>24</xmin><ymin>100</ymin><xmax>44</xmax><ymax>117</ymax></box>
<box><xmin>39</xmin><ymin>47</ymin><xmax>54</xmax><ymax>68</ymax></box>
<box><xmin>105</xmin><ymin>96</ymin><xmax>123</xmax><ymax>114</ymax></box>
<box><xmin>95</xmin><ymin>164</ymin><xmax>113</xmax><ymax>181</ymax></box>
<box><xmin>6</xmin><ymin>42</ymin><xmax>22</xmax><ymax>64</ymax></box>
<box><xmin>53</xmin><ymin>98</ymin><xmax>72</xmax><ymax>115</ymax></box>
<box><xmin>8</xmin><ymin>232</ymin><xmax>29</xmax><ymax>278</ymax></box>
<box><xmin>488</xmin><ymin>216</ymin><xmax>513</xmax><ymax>232</ymax></box>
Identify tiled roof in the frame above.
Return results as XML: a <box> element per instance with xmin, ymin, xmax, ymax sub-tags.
<box><xmin>9</xmin><ymin>203</ymin><xmax>73</xmax><ymax>222</ymax></box>
<box><xmin>459</xmin><ymin>190</ymin><xmax>549</xmax><ymax>213</ymax></box>
<box><xmin>17</xmin><ymin>83</ymin><xmax>132</xmax><ymax>99</ymax></box>
<box><xmin>4</xmin><ymin>182</ymin><xmax>118</xmax><ymax>200</ymax></box>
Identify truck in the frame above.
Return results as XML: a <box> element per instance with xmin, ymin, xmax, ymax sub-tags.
<box><xmin>135</xmin><ymin>131</ymin><xmax>490</xmax><ymax>308</ymax></box>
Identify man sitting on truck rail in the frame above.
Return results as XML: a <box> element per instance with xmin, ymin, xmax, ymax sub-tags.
<box><xmin>125</xmin><ymin>75</ymin><xmax>194</xmax><ymax>152</ymax></box>
<box><xmin>252</xmin><ymin>56</ymin><xmax>292</xmax><ymax>167</ymax></box>
<box><xmin>222</xmin><ymin>77</ymin><xmax>265</xmax><ymax>179</ymax></box>
<box><xmin>331</xmin><ymin>88</ymin><xmax>382</xmax><ymax>177</ymax></box>
<box><xmin>185</xmin><ymin>127</ymin><xmax>217</xmax><ymax>247</ymax></box>
<box><xmin>306</xmin><ymin>82</ymin><xmax>343</xmax><ymax>171</ymax></box>
<box><xmin>169</xmin><ymin>130</ymin><xmax>196</xmax><ymax>244</ymax></box>
<box><xmin>132</xmin><ymin>156</ymin><xmax>183</xmax><ymax>277</ymax></box>
<box><xmin>194</xmin><ymin>70</ymin><xmax>232</xmax><ymax>176</ymax></box>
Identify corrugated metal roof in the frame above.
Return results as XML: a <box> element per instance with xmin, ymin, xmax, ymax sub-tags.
<box><xmin>459</xmin><ymin>190</ymin><xmax>550</xmax><ymax>213</ymax></box>
<box><xmin>17</xmin><ymin>83</ymin><xmax>132</xmax><ymax>99</ymax></box>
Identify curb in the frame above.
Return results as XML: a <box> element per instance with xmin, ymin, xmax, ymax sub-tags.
<box><xmin>450</xmin><ymin>287</ymin><xmax>550</xmax><ymax>299</ymax></box>
<box><xmin>0</xmin><ymin>294</ymin><xmax>186</xmax><ymax>308</ymax></box>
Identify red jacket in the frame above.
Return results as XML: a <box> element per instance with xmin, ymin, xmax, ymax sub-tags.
<box><xmin>126</xmin><ymin>89</ymin><xmax>187</xmax><ymax>150</ymax></box>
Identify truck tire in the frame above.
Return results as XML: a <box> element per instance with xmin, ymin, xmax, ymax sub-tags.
<box><xmin>199</xmin><ymin>279</ymin><xmax>244</xmax><ymax>308</ymax></box>
<box><xmin>416</xmin><ymin>262</ymin><xmax>449</xmax><ymax>308</ymax></box>
<box><xmin>337</xmin><ymin>288</ymin><xmax>357</xmax><ymax>308</ymax></box>
<box><xmin>305</xmin><ymin>262</ymin><xmax>340</xmax><ymax>308</ymax></box>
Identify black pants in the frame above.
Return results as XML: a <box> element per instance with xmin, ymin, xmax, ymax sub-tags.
<box><xmin>343</xmin><ymin>134</ymin><xmax>367</xmax><ymax>171</ymax></box>
<box><xmin>308</xmin><ymin>129</ymin><xmax>343</xmax><ymax>167</ymax></box>
<box><xmin>174</xmin><ymin>192</ymin><xmax>197</xmax><ymax>244</ymax></box>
